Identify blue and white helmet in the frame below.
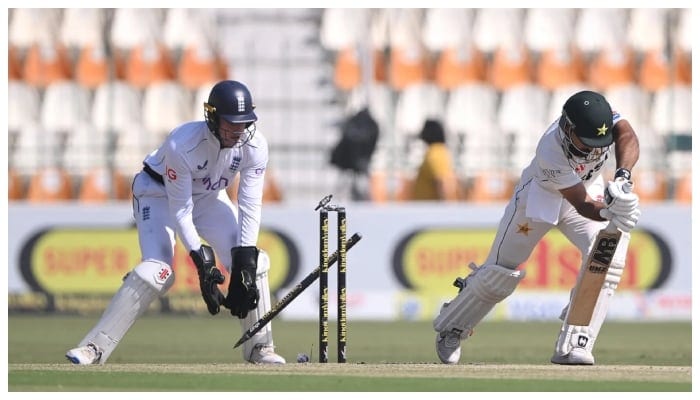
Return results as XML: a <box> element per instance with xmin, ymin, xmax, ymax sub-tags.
<box><xmin>204</xmin><ymin>80</ymin><xmax>257</xmax><ymax>145</ymax></box>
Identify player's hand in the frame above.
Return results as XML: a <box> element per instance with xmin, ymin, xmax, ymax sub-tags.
<box><xmin>223</xmin><ymin>246</ymin><xmax>260</xmax><ymax>319</ymax></box>
<box><xmin>190</xmin><ymin>245</ymin><xmax>226</xmax><ymax>315</ymax></box>
<box><xmin>600</xmin><ymin>207</ymin><xmax>640</xmax><ymax>232</ymax></box>
<box><xmin>604</xmin><ymin>178</ymin><xmax>639</xmax><ymax>215</ymax></box>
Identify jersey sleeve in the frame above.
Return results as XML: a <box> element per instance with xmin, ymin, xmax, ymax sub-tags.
<box><xmin>163</xmin><ymin>139</ymin><xmax>201</xmax><ymax>252</ymax></box>
<box><xmin>533</xmin><ymin>138</ymin><xmax>581</xmax><ymax>192</ymax></box>
<box><xmin>237</xmin><ymin>135</ymin><xmax>268</xmax><ymax>247</ymax></box>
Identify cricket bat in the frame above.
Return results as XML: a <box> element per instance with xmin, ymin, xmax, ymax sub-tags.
<box><xmin>566</xmin><ymin>222</ymin><xmax>621</xmax><ymax>326</ymax></box>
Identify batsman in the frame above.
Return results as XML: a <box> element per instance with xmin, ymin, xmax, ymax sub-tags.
<box><xmin>433</xmin><ymin>90</ymin><xmax>641</xmax><ymax>365</ymax></box>
<box><xmin>66</xmin><ymin>80</ymin><xmax>285</xmax><ymax>364</ymax></box>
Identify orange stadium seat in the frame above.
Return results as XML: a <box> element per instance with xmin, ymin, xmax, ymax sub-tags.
<box><xmin>78</xmin><ymin>168</ymin><xmax>131</xmax><ymax>202</ymax></box>
<box><xmin>674</xmin><ymin>172</ymin><xmax>692</xmax><ymax>204</ymax></box>
<box><xmin>638</xmin><ymin>49</ymin><xmax>670</xmax><ymax>92</ymax></box>
<box><xmin>632</xmin><ymin>170</ymin><xmax>669</xmax><ymax>203</ymax></box>
<box><xmin>124</xmin><ymin>42</ymin><xmax>175</xmax><ymax>89</ymax></box>
<box><xmin>8</xmin><ymin>169</ymin><xmax>25</xmax><ymax>200</ymax></box>
<box><xmin>488</xmin><ymin>45</ymin><xmax>533</xmax><ymax>91</ymax></box>
<box><xmin>433</xmin><ymin>46</ymin><xmax>486</xmax><ymax>90</ymax></box>
<box><xmin>27</xmin><ymin>167</ymin><xmax>74</xmax><ymax>202</ymax></box>
<box><xmin>22</xmin><ymin>42</ymin><xmax>72</xmax><ymax>88</ymax></box>
<box><xmin>334</xmin><ymin>47</ymin><xmax>362</xmax><ymax>91</ymax></box>
<box><xmin>74</xmin><ymin>44</ymin><xmax>111</xmax><ymax>89</ymax></box>
<box><xmin>464</xmin><ymin>171</ymin><xmax>515</xmax><ymax>203</ymax></box>
<box><xmin>673</xmin><ymin>49</ymin><xmax>692</xmax><ymax>85</ymax></box>
<box><xmin>535</xmin><ymin>47</ymin><xmax>586</xmax><ymax>91</ymax></box>
<box><xmin>9</xmin><ymin>45</ymin><xmax>22</xmax><ymax>80</ymax></box>
<box><xmin>588</xmin><ymin>47</ymin><xmax>635</xmax><ymax>91</ymax></box>
<box><xmin>177</xmin><ymin>45</ymin><xmax>228</xmax><ymax>90</ymax></box>
<box><xmin>389</xmin><ymin>46</ymin><xmax>428</xmax><ymax>90</ymax></box>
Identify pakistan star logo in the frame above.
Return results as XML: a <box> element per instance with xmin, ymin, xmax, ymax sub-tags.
<box><xmin>597</xmin><ymin>123</ymin><xmax>608</xmax><ymax>136</ymax></box>
<box><xmin>516</xmin><ymin>222</ymin><xmax>533</xmax><ymax>236</ymax></box>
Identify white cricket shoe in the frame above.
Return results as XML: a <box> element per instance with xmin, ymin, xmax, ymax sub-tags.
<box><xmin>247</xmin><ymin>344</ymin><xmax>286</xmax><ymax>364</ymax></box>
<box><xmin>66</xmin><ymin>342</ymin><xmax>102</xmax><ymax>365</ymax></box>
<box><xmin>550</xmin><ymin>348</ymin><xmax>595</xmax><ymax>365</ymax></box>
<box><xmin>435</xmin><ymin>330</ymin><xmax>462</xmax><ymax>364</ymax></box>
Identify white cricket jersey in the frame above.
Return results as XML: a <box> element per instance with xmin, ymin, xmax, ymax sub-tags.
<box><xmin>521</xmin><ymin>111</ymin><xmax>623</xmax><ymax>192</ymax></box>
<box><xmin>143</xmin><ymin>121</ymin><xmax>268</xmax><ymax>251</ymax></box>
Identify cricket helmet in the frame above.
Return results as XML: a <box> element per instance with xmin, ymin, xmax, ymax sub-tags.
<box><xmin>204</xmin><ymin>80</ymin><xmax>257</xmax><ymax>144</ymax></box>
<box><xmin>559</xmin><ymin>90</ymin><xmax>614</xmax><ymax>148</ymax></box>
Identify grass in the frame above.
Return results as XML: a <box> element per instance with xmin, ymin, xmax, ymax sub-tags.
<box><xmin>6</xmin><ymin>314</ymin><xmax>692</xmax><ymax>392</ymax></box>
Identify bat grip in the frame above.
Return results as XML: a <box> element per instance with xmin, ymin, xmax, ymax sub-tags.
<box><xmin>604</xmin><ymin>220</ymin><xmax>619</xmax><ymax>234</ymax></box>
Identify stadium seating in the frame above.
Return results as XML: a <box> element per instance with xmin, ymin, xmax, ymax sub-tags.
<box><xmin>473</xmin><ymin>9</ymin><xmax>524</xmax><ymax>54</ymax></box>
<box><xmin>73</xmin><ymin>45</ymin><xmax>111</xmax><ymax>89</ymax></box>
<box><xmin>8</xmin><ymin>168</ymin><xmax>25</xmax><ymax>201</ymax></box>
<box><xmin>463</xmin><ymin>170</ymin><xmax>515</xmax><ymax>203</ymax></box>
<box><xmin>26</xmin><ymin>167</ymin><xmax>74</xmax><ymax>202</ymax></box>
<box><xmin>631</xmin><ymin>170</ymin><xmax>670</xmax><ymax>203</ymax></box>
<box><xmin>22</xmin><ymin>42</ymin><xmax>73</xmax><ymax>88</ymax></box>
<box><xmin>535</xmin><ymin>46</ymin><xmax>586</xmax><ymax>91</ymax></box>
<box><xmin>9</xmin><ymin>45</ymin><xmax>22</xmax><ymax>80</ymax></box>
<box><xmin>78</xmin><ymin>168</ymin><xmax>131</xmax><ymax>202</ymax></box>
<box><xmin>142</xmin><ymin>81</ymin><xmax>192</xmax><ymax>140</ymax></box>
<box><xmin>588</xmin><ymin>46</ymin><xmax>636</xmax><ymax>91</ymax></box>
<box><xmin>498</xmin><ymin>84</ymin><xmax>551</xmax><ymax>172</ymax></box>
<box><xmin>523</xmin><ymin>9</ymin><xmax>576</xmax><ymax>53</ymax></box>
<box><xmin>673</xmin><ymin>172</ymin><xmax>692</xmax><ymax>204</ymax></box>
<box><xmin>444</xmin><ymin>83</ymin><xmax>504</xmax><ymax>176</ymax></box>
<box><xmin>6</xmin><ymin>8</ymin><xmax>693</xmax><ymax>203</ymax></box>
<box><xmin>387</xmin><ymin>9</ymin><xmax>429</xmax><ymax>90</ymax></box>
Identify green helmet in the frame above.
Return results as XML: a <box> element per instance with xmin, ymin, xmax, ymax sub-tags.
<box><xmin>560</xmin><ymin>90</ymin><xmax>614</xmax><ymax>148</ymax></box>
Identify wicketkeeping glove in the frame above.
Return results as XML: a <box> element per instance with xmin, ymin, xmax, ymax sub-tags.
<box><xmin>223</xmin><ymin>246</ymin><xmax>260</xmax><ymax>319</ymax></box>
<box><xmin>190</xmin><ymin>245</ymin><xmax>226</xmax><ymax>315</ymax></box>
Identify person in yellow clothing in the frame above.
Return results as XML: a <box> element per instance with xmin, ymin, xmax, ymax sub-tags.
<box><xmin>411</xmin><ymin>119</ymin><xmax>459</xmax><ymax>201</ymax></box>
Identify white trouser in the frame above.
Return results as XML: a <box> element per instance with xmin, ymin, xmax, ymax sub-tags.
<box><xmin>132</xmin><ymin>171</ymin><xmax>242</xmax><ymax>269</ymax></box>
<box><xmin>488</xmin><ymin>177</ymin><xmax>630</xmax><ymax>356</ymax></box>
<box><xmin>484</xmin><ymin>178</ymin><xmax>608</xmax><ymax>269</ymax></box>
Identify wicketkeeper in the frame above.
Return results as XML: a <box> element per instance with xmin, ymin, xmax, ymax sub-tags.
<box><xmin>433</xmin><ymin>90</ymin><xmax>641</xmax><ymax>365</ymax></box>
<box><xmin>66</xmin><ymin>80</ymin><xmax>285</xmax><ymax>364</ymax></box>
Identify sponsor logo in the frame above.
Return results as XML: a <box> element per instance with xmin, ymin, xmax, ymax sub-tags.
<box><xmin>542</xmin><ymin>168</ymin><xmax>561</xmax><ymax>179</ymax></box>
<box><xmin>166</xmin><ymin>167</ymin><xmax>177</xmax><ymax>180</ymax></box>
<box><xmin>197</xmin><ymin>160</ymin><xmax>208</xmax><ymax>170</ymax></box>
<box><xmin>391</xmin><ymin>228</ymin><xmax>670</xmax><ymax>292</ymax></box>
<box><xmin>155</xmin><ymin>267</ymin><xmax>171</xmax><ymax>284</ymax></box>
<box><xmin>577</xmin><ymin>335</ymin><xmax>589</xmax><ymax>347</ymax></box>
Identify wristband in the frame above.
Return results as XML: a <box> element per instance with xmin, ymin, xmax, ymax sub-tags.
<box><xmin>614</xmin><ymin>168</ymin><xmax>631</xmax><ymax>181</ymax></box>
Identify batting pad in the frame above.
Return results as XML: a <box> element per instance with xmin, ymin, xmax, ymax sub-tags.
<box><xmin>77</xmin><ymin>260</ymin><xmax>174</xmax><ymax>363</ymax></box>
<box><xmin>555</xmin><ymin>232</ymin><xmax>629</xmax><ymax>357</ymax></box>
<box><xmin>240</xmin><ymin>250</ymin><xmax>274</xmax><ymax>361</ymax></box>
<box><xmin>433</xmin><ymin>263</ymin><xmax>525</xmax><ymax>339</ymax></box>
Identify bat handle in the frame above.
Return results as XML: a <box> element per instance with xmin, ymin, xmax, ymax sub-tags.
<box><xmin>604</xmin><ymin>221</ymin><xmax>620</xmax><ymax>234</ymax></box>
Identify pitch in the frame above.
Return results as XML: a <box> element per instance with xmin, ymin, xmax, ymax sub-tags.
<box><xmin>7</xmin><ymin>315</ymin><xmax>691</xmax><ymax>392</ymax></box>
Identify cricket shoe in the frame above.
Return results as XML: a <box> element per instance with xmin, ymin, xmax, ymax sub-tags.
<box><xmin>66</xmin><ymin>342</ymin><xmax>103</xmax><ymax>365</ymax></box>
<box><xmin>247</xmin><ymin>344</ymin><xmax>286</xmax><ymax>364</ymax></box>
<box><xmin>435</xmin><ymin>330</ymin><xmax>462</xmax><ymax>364</ymax></box>
<box><xmin>550</xmin><ymin>348</ymin><xmax>595</xmax><ymax>365</ymax></box>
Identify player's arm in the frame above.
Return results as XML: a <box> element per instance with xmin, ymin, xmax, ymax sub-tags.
<box><xmin>560</xmin><ymin>183</ymin><xmax>607</xmax><ymax>222</ymax></box>
<box><xmin>611</xmin><ymin>118</ymin><xmax>639</xmax><ymax>180</ymax></box>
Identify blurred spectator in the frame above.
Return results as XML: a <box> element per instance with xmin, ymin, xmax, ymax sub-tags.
<box><xmin>410</xmin><ymin>119</ymin><xmax>459</xmax><ymax>201</ymax></box>
<box><xmin>330</xmin><ymin>108</ymin><xmax>380</xmax><ymax>200</ymax></box>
